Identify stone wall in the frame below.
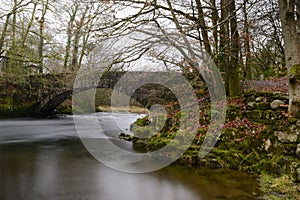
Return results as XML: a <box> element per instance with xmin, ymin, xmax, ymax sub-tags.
<box><xmin>124</xmin><ymin>89</ymin><xmax>300</xmax><ymax>182</ymax></box>
<box><xmin>242</xmin><ymin>90</ymin><xmax>300</xmax><ymax>181</ymax></box>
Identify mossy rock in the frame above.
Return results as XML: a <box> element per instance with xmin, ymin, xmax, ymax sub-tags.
<box><xmin>246</xmin><ymin>96</ymin><xmax>256</xmax><ymax>103</ymax></box>
<box><xmin>255</xmin><ymin>154</ymin><xmax>298</xmax><ymax>175</ymax></box>
<box><xmin>119</xmin><ymin>133</ymin><xmax>133</xmax><ymax>141</ymax></box>
<box><xmin>254</xmin><ymin>91</ymin><xmax>269</xmax><ymax>98</ymax></box>
<box><xmin>146</xmin><ymin>138</ymin><xmax>171</xmax><ymax>152</ymax></box>
<box><xmin>226</xmin><ymin>105</ymin><xmax>242</xmax><ymax>120</ymax></box>
<box><xmin>179</xmin><ymin>154</ymin><xmax>200</xmax><ymax>167</ymax></box>
<box><xmin>132</xmin><ymin>139</ymin><xmax>147</xmax><ymax>152</ymax></box>
<box><xmin>187</xmin><ymin>145</ymin><xmax>200</xmax><ymax>151</ymax></box>
<box><xmin>260</xmin><ymin>173</ymin><xmax>300</xmax><ymax>200</ymax></box>
<box><xmin>288</xmin><ymin>117</ymin><xmax>298</xmax><ymax>123</ymax></box>
<box><xmin>245</xmin><ymin>110</ymin><xmax>263</xmax><ymax>119</ymax></box>
<box><xmin>262</xmin><ymin>110</ymin><xmax>273</xmax><ymax>119</ymax></box>
<box><xmin>283</xmin><ymin>144</ymin><xmax>298</xmax><ymax>155</ymax></box>
<box><xmin>166</xmin><ymin>139</ymin><xmax>181</xmax><ymax>151</ymax></box>
<box><xmin>132</xmin><ymin>116</ymin><xmax>150</xmax><ymax>127</ymax></box>
<box><xmin>270</xmin><ymin>111</ymin><xmax>285</xmax><ymax>120</ymax></box>
<box><xmin>132</xmin><ymin>126</ymin><xmax>155</xmax><ymax>138</ymax></box>
<box><xmin>243</xmin><ymin>89</ymin><xmax>257</xmax><ymax>97</ymax></box>
<box><xmin>256</xmin><ymin>102</ymin><xmax>270</xmax><ymax>110</ymax></box>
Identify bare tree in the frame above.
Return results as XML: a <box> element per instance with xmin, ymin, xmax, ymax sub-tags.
<box><xmin>242</xmin><ymin>0</ymin><xmax>251</xmax><ymax>79</ymax></box>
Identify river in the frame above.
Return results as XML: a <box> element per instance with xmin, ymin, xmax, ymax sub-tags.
<box><xmin>0</xmin><ymin>112</ymin><xmax>260</xmax><ymax>200</ymax></box>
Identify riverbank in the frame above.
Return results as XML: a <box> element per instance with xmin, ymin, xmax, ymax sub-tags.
<box><xmin>96</xmin><ymin>105</ymin><xmax>147</xmax><ymax>114</ymax></box>
<box><xmin>120</xmin><ymin>88</ymin><xmax>300</xmax><ymax>199</ymax></box>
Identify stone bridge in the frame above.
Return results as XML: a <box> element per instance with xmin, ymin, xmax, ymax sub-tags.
<box><xmin>29</xmin><ymin>71</ymin><xmax>191</xmax><ymax>116</ymax></box>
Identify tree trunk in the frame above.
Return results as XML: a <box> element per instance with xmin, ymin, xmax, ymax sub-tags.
<box><xmin>8</xmin><ymin>0</ymin><xmax>18</xmax><ymax>73</ymax></box>
<box><xmin>38</xmin><ymin>0</ymin><xmax>49</xmax><ymax>74</ymax></box>
<box><xmin>195</xmin><ymin>0</ymin><xmax>212</xmax><ymax>56</ymax></box>
<box><xmin>228</xmin><ymin>0</ymin><xmax>240</xmax><ymax>96</ymax></box>
<box><xmin>21</xmin><ymin>0</ymin><xmax>37</xmax><ymax>50</ymax></box>
<box><xmin>71</xmin><ymin>6</ymin><xmax>88</xmax><ymax>71</ymax></box>
<box><xmin>64</xmin><ymin>4</ymin><xmax>78</xmax><ymax>71</ymax></box>
<box><xmin>221</xmin><ymin>0</ymin><xmax>240</xmax><ymax>97</ymax></box>
<box><xmin>220</xmin><ymin>0</ymin><xmax>230</xmax><ymax>91</ymax></box>
<box><xmin>0</xmin><ymin>14</ymin><xmax>11</xmax><ymax>56</ymax></box>
<box><xmin>38</xmin><ymin>17</ymin><xmax>44</xmax><ymax>74</ymax></box>
<box><xmin>243</xmin><ymin>0</ymin><xmax>251</xmax><ymax>80</ymax></box>
<box><xmin>278</xmin><ymin>0</ymin><xmax>300</xmax><ymax>117</ymax></box>
<box><xmin>71</xmin><ymin>27</ymin><xmax>80</xmax><ymax>71</ymax></box>
<box><xmin>210</xmin><ymin>0</ymin><xmax>219</xmax><ymax>65</ymax></box>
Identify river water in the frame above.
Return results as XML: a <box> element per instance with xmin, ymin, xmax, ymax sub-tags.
<box><xmin>0</xmin><ymin>113</ymin><xmax>260</xmax><ymax>200</ymax></box>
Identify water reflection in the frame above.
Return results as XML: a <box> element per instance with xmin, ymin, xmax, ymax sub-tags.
<box><xmin>0</xmin><ymin>114</ymin><xmax>260</xmax><ymax>199</ymax></box>
<box><xmin>0</xmin><ymin>144</ymin><xmax>199</xmax><ymax>200</ymax></box>
<box><xmin>97</xmin><ymin>165</ymin><xmax>199</xmax><ymax>200</ymax></box>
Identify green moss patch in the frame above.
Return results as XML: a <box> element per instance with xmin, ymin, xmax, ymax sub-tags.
<box><xmin>290</xmin><ymin>64</ymin><xmax>300</xmax><ymax>81</ymax></box>
<box><xmin>259</xmin><ymin>174</ymin><xmax>300</xmax><ymax>200</ymax></box>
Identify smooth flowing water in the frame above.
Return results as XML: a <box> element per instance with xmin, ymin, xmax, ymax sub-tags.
<box><xmin>0</xmin><ymin>113</ymin><xmax>260</xmax><ymax>200</ymax></box>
